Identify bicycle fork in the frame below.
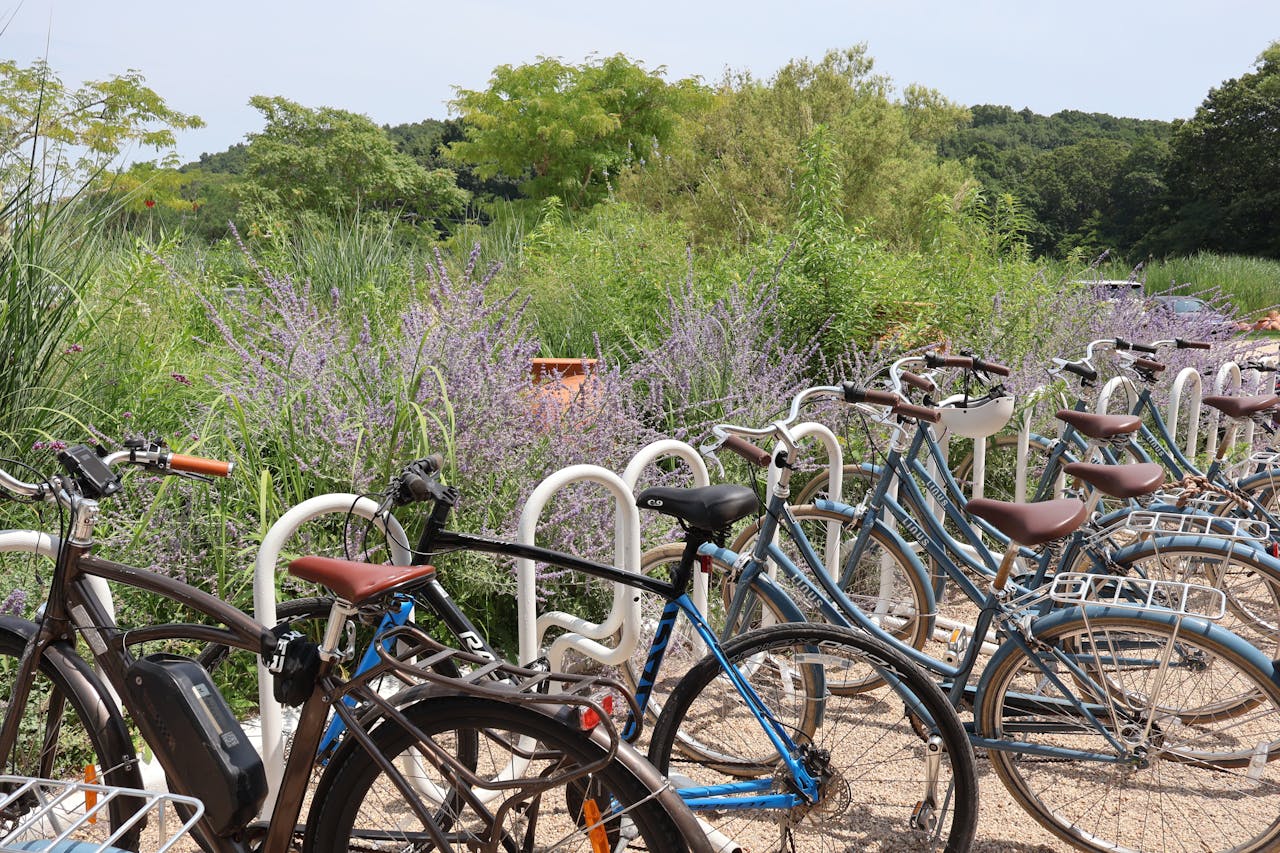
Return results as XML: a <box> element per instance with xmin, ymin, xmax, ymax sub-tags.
<box><xmin>912</xmin><ymin>734</ymin><xmax>946</xmax><ymax>835</ymax></box>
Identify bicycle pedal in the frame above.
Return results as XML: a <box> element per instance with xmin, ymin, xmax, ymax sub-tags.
<box><xmin>943</xmin><ymin>627</ymin><xmax>969</xmax><ymax>666</ymax></box>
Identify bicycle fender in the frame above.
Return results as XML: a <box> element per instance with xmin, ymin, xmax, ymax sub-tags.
<box><xmin>1109</xmin><ymin>532</ymin><xmax>1277</xmax><ymax>567</ymax></box>
<box><xmin>0</xmin><ymin>615</ymin><xmax>144</xmax><ymax>790</ymax></box>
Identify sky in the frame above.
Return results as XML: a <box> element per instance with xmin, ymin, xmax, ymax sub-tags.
<box><xmin>5</xmin><ymin>0</ymin><xmax>1280</xmax><ymax>166</ymax></box>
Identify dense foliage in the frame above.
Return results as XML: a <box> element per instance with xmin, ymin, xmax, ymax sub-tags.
<box><xmin>1</xmin><ymin>42</ymin><xmax>1276</xmax><ymax>681</ymax></box>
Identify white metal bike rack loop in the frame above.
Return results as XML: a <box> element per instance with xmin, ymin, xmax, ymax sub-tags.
<box><xmin>768</xmin><ymin>422</ymin><xmax>843</xmax><ymax>574</ymax></box>
<box><xmin>252</xmin><ymin>494</ymin><xmax>412</xmax><ymax>818</ymax></box>
<box><xmin>516</xmin><ymin>440</ymin><xmax>709</xmax><ymax>672</ymax></box>
<box><xmin>1167</xmin><ymin>367</ymin><xmax>1205</xmax><ymax>459</ymax></box>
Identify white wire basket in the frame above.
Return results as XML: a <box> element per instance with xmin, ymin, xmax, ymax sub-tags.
<box><xmin>0</xmin><ymin>775</ymin><xmax>203</xmax><ymax>853</ymax></box>
<box><xmin>1048</xmin><ymin>572</ymin><xmax>1227</xmax><ymax>621</ymax></box>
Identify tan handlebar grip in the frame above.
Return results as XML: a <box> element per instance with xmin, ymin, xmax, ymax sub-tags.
<box><xmin>721</xmin><ymin>435</ymin><xmax>772</xmax><ymax>468</ymax></box>
<box><xmin>900</xmin><ymin>371</ymin><xmax>938</xmax><ymax>394</ymax></box>
<box><xmin>894</xmin><ymin>402</ymin><xmax>942</xmax><ymax>423</ymax></box>
<box><xmin>169</xmin><ymin>454</ymin><xmax>234</xmax><ymax>477</ymax></box>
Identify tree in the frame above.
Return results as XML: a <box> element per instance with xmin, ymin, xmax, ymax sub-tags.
<box><xmin>1155</xmin><ymin>42</ymin><xmax>1280</xmax><ymax>257</ymax></box>
<box><xmin>242</xmin><ymin>96</ymin><xmax>467</xmax><ymax>225</ymax></box>
<box><xmin>614</xmin><ymin>46</ymin><xmax>972</xmax><ymax>247</ymax></box>
<box><xmin>0</xmin><ymin>59</ymin><xmax>203</xmax><ymax>186</ymax></box>
<box><xmin>446</xmin><ymin>54</ymin><xmax>707</xmax><ymax>206</ymax></box>
<box><xmin>1021</xmin><ymin>138</ymin><xmax>1129</xmax><ymax>255</ymax></box>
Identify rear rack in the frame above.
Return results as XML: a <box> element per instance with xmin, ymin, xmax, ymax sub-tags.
<box><xmin>1123</xmin><ymin>509</ymin><xmax>1270</xmax><ymax>543</ymax></box>
<box><xmin>330</xmin><ymin>625</ymin><xmax>640</xmax><ymax>797</ymax></box>
<box><xmin>0</xmin><ymin>775</ymin><xmax>203</xmax><ymax>853</ymax></box>
<box><xmin>1048</xmin><ymin>572</ymin><xmax>1227</xmax><ymax>621</ymax></box>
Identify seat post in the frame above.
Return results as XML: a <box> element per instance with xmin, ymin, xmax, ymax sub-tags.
<box><xmin>672</xmin><ymin>530</ymin><xmax>714</xmax><ymax>599</ymax></box>
<box><xmin>992</xmin><ymin>544</ymin><xmax>1019</xmax><ymax>594</ymax></box>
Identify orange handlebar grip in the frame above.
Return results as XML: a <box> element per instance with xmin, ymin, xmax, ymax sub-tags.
<box><xmin>169</xmin><ymin>454</ymin><xmax>234</xmax><ymax>477</ymax></box>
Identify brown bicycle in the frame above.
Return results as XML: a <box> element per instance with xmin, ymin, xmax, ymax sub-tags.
<box><xmin>0</xmin><ymin>439</ymin><xmax>706</xmax><ymax>852</ymax></box>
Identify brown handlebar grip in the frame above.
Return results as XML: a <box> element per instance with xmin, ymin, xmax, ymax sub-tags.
<box><xmin>1176</xmin><ymin>338</ymin><xmax>1212</xmax><ymax>350</ymax></box>
<box><xmin>894</xmin><ymin>402</ymin><xmax>942</xmax><ymax>423</ymax></box>
<box><xmin>169</xmin><ymin>453</ymin><xmax>234</xmax><ymax>477</ymax></box>
<box><xmin>973</xmin><ymin>358</ymin><xmax>1012</xmax><ymax>377</ymax></box>
<box><xmin>1133</xmin><ymin>357</ymin><xmax>1167</xmax><ymax>373</ymax></box>
<box><xmin>935</xmin><ymin>355</ymin><xmax>974</xmax><ymax>369</ymax></box>
<box><xmin>721</xmin><ymin>435</ymin><xmax>772</xmax><ymax>468</ymax></box>
<box><xmin>900</xmin><ymin>371</ymin><xmax>938</xmax><ymax>394</ymax></box>
<box><xmin>860</xmin><ymin>388</ymin><xmax>900</xmax><ymax>406</ymax></box>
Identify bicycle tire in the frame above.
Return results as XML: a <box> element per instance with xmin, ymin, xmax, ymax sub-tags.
<box><xmin>647</xmin><ymin>622</ymin><xmax>979</xmax><ymax>852</ymax></box>
<box><xmin>1104</xmin><ymin>535</ymin><xmax>1280</xmax><ymax>659</ymax></box>
<box><xmin>977</xmin><ymin>608</ymin><xmax>1280</xmax><ymax>853</ymax></box>
<box><xmin>0</xmin><ymin>622</ymin><xmax>142</xmax><ymax>850</ymax></box>
<box><xmin>303</xmin><ymin>693</ymin><xmax>699</xmax><ymax>853</ymax></box>
<box><xmin>727</xmin><ymin>506</ymin><xmax>934</xmax><ymax>692</ymax></box>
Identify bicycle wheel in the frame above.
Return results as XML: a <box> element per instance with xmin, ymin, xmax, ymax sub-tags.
<box><xmin>793</xmin><ymin>462</ymin><xmax>877</xmax><ymax>505</ymax></box>
<box><xmin>648</xmin><ymin>623</ymin><xmax>979</xmax><ymax>852</ymax></box>
<box><xmin>0</xmin><ymin>624</ymin><xmax>142</xmax><ymax>850</ymax></box>
<box><xmin>727</xmin><ymin>507</ymin><xmax>933</xmax><ymax>692</ymax></box>
<box><xmin>621</xmin><ymin>544</ymin><xmax>724</xmax><ymax>729</ymax></box>
<box><xmin>1105</xmin><ymin>536</ymin><xmax>1280</xmax><ymax>659</ymax></box>
<box><xmin>978</xmin><ymin>609</ymin><xmax>1280</xmax><ymax>853</ymax></box>
<box><xmin>950</xmin><ymin>433</ymin><xmax>1061</xmax><ymax>503</ymax></box>
<box><xmin>304</xmin><ymin>693</ymin><xmax>697</xmax><ymax>852</ymax></box>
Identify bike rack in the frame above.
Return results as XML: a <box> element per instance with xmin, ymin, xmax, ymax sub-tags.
<box><xmin>252</xmin><ymin>494</ymin><xmax>412</xmax><ymax>818</ymax></box>
<box><xmin>770</xmin><ymin>423</ymin><xmax>843</xmax><ymax>573</ymax></box>
<box><xmin>1204</xmin><ymin>361</ymin><xmax>1267</xmax><ymax>461</ymax></box>
<box><xmin>515</xmin><ymin>440</ymin><xmax>708</xmax><ymax>671</ymax></box>
<box><xmin>1167</xmin><ymin>367</ymin><xmax>1204</xmax><ymax>459</ymax></box>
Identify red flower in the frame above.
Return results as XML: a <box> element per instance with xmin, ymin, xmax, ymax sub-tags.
<box><xmin>144</xmin><ymin>199</ymin><xmax>155</xmax><ymax>209</ymax></box>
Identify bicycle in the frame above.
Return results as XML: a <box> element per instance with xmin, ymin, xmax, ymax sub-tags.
<box><xmin>272</xmin><ymin>454</ymin><xmax>980</xmax><ymax>852</ymax></box>
<box><xmin>685</xmin><ymin>380</ymin><xmax>1280</xmax><ymax>853</ymax></box>
<box><xmin>0</xmin><ymin>441</ymin><xmax>706</xmax><ymax>852</ymax></box>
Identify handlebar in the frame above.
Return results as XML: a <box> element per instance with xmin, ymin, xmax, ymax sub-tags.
<box><xmin>0</xmin><ymin>442</ymin><xmax>234</xmax><ymax>504</ymax></box>
<box><xmin>899</xmin><ymin>370</ymin><xmax>938</xmax><ymax>394</ymax></box>
<box><xmin>922</xmin><ymin>353</ymin><xmax>1011</xmax><ymax>376</ymax></box>
<box><xmin>1114</xmin><ymin>337</ymin><xmax>1157</xmax><ymax>354</ymax></box>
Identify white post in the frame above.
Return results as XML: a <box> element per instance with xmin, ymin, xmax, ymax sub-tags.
<box><xmin>253</xmin><ymin>494</ymin><xmax>411</xmax><ymax>818</ymax></box>
<box><xmin>516</xmin><ymin>466</ymin><xmax>642</xmax><ymax>669</ymax></box>
<box><xmin>1167</xmin><ymin>367</ymin><xmax>1203</xmax><ymax>459</ymax></box>
<box><xmin>768</xmin><ymin>423</ymin><xmax>842</xmax><ymax>574</ymax></box>
<box><xmin>1206</xmin><ymin>362</ymin><xmax>1243</xmax><ymax>459</ymax></box>
<box><xmin>622</xmin><ymin>441</ymin><xmax>709</xmax><ymax>616</ymax></box>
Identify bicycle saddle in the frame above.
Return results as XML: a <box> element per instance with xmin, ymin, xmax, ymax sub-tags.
<box><xmin>1062</xmin><ymin>461</ymin><xmax>1166</xmax><ymax>499</ymax></box>
<box><xmin>1200</xmin><ymin>394</ymin><xmax>1280</xmax><ymax>419</ymax></box>
<box><xmin>288</xmin><ymin>556</ymin><xmax>437</xmax><ymax>605</ymax></box>
<box><xmin>635</xmin><ymin>484</ymin><xmax>759</xmax><ymax>531</ymax></box>
<box><xmin>966</xmin><ymin>497</ymin><xmax>1089</xmax><ymax>547</ymax></box>
<box><xmin>1055</xmin><ymin>410</ymin><xmax>1141</xmax><ymax>439</ymax></box>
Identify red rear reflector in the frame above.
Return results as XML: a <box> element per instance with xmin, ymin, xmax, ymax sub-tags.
<box><xmin>579</xmin><ymin>693</ymin><xmax>616</xmax><ymax>730</ymax></box>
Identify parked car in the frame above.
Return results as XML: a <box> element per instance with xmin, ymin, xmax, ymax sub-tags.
<box><xmin>1146</xmin><ymin>294</ymin><xmax>1233</xmax><ymax>326</ymax></box>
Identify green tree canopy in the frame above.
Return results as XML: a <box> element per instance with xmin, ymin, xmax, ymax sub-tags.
<box><xmin>0</xmin><ymin>59</ymin><xmax>203</xmax><ymax>186</ymax></box>
<box><xmin>1154</xmin><ymin>42</ymin><xmax>1280</xmax><ymax>258</ymax></box>
<box><xmin>446</xmin><ymin>54</ymin><xmax>707</xmax><ymax>206</ymax></box>
<box><xmin>614</xmin><ymin>46</ymin><xmax>972</xmax><ymax>247</ymax></box>
<box><xmin>242</xmin><ymin>96</ymin><xmax>468</xmax><ymax>225</ymax></box>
